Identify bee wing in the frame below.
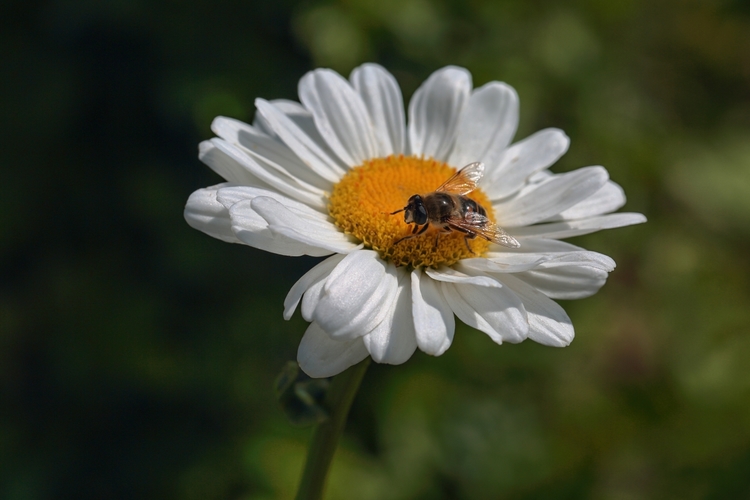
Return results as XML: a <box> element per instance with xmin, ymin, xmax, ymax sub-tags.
<box><xmin>446</xmin><ymin>212</ymin><xmax>521</xmax><ymax>248</ymax></box>
<box><xmin>436</xmin><ymin>162</ymin><xmax>485</xmax><ymax>195</ymax></box>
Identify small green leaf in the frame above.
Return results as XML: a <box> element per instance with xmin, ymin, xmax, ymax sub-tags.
<box><xmin>275</xmin><ymin>361</ymin><xmax>331</xmax><ymax>426</ymax></box>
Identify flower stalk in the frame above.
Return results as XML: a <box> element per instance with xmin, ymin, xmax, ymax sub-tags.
<box><xmin>295</xmin><ymin>358</ymin><xmax>371</xmax><ymax>500</ymax></box>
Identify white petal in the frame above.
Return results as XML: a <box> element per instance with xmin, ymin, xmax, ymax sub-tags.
<box><xmin>225</xmin><ymin>199</ymin><xmax>333</xmax><ymax>257</ymax></box>
<box><xmin>543</xmin><ymin>251</ymin><xmax>616</xmax><ymax>272</ymax></box>
<box><xmin>216</xmin><ymin>185</ymin><xmax>326</xmax><ymax>214</ymax></box>
<box><xmin>495</xmin><ymin>166</ymin><xmax>610</xmax><ymax>227</ymax></box>
<box><xmin>411</xmin><ymin>268</ymin><xmax>454</xmax><ymax>356</ymax></box>
<box><xmin>250</xmin><ymin>197</ymin><xmax>359</xmax><ymax>254</ymax></box>
<box><xmin>551</xmin><ymin>180</ymin><xmax>626</xmax><ymax>221</ymax></box>
<box><xmin>207</xmin><ymin>138</ymin><xmax>328</xmax><ymax>209</ymax></box>
<box><xmin>508</xmin><ymin>213</ymin><xmax>647</xmax><ymax>240</ymax></box>
<box><xmin>220</xmin><ymin>187</ymin><xmax>355</xmax><ymax>255</ymax></box>
<box><xmin>362</xmin><ymin>270</ymin><xmax>418</xmax><ymax>364</ymax></box>
<box><xmin>509</xmin><ymin>250</ymin><xmax>614</xmax><ymax>300</ymax></box>
<box><xmin>255</xmin><ymin>98</ymin><xmax>346</xmax><ymax>183</ymax></box>
<box><xmin>252</xmin><ymin>99</ymin><xmax>318</xmax><ymax>138</ymax></box>
<box><xmin>256</xmin><ymin>99</ymin><xmax>336</xmax><ymax>155</ymax></box>
<box><xmin>212</xmin><ymin>115</ymin><xmax>288</xmax><ymax>162</ymax></box>
<box><xmin>488</xmin><ymin>238</ymin><xmax>585</xmax><ymax>254</ymax></box>
<box><xmin>440</xmin><ymin>279</ymin><xmax>528</xmax><ymax>345</ymax></box>
<box><xmin>482</xmin><ymin>129</ymin><xmax>570</xmax><ymax>200</ymax></box>
<box><xmin>458</xmin><ymin>256</ymin><xmax>549</xmax><ymax>274</ymax></box>
<box><xmin>408</xmin><ymin>66</ymin><xmax>472</xmax><ymax>160</ymax></box>
<box><xmin>299</xmin><ymin>69</ymin><xmax>377</xmax><ymax>166</ymax></box>
<box><xmin>312</xmin><ymin>250</ymin><xmax>399</xmax><ymax>339</ymax></box>
<box><xmin>184</xmin><ymin>184</ymin><xmax>240</xmax><ymax>243</ymax></box>
<box><xmin>426</xmin><ymin>266</ymin><xmax>504</xmax><ymax>288</ymax></box>
<box><xmin>482</xmin><ymin>238</ymin><xmax>615</xmax><ymax>274</ymax></box>
<box><xmin>199</xmin><ymin>140</ymin><xmax>268</xmax><ymax>187</ymax></box>
<box><xmin>448</xmin><ymin>82</ymin><xmax>519</xmax><ymax>168</ymax></box>
<box><xmin>297</xmin><ymin>322</ymin><xmax>370</xmax><ymax>378</ymax></box>
<box><xmin>283</xmin><ymin>254</ymin><xmax>345</xmax><ymax>320</ymax></box>
<box><xmin>517</xmin><ymin>264</ymin><xmax>609</xmax><ymax>300</ymax></box>
<box><xmin>272</xmin><ymin>99</ymin><xmax>351</xmax><ymax>163</ymax></box>
<box><xmin>301</xmin><ymin>276</ymin><xmax>327</xmax><ymax>322</ymax></box>
<box><xmin>496</xmin><ymin>274</ymin><xmax>574</xmax><ymax>347</ymax></box>
<box><xmin>211</xmin><ymin>116</ymin><xmax>334</xmax><ymax>193</ymax></box>
<box><xmin>350</xmin><ymin>63</ymin><xmax>406</xmax><ymax>157</ymax></box>
<box><xmin>482</xmin><ymin>245</ymin><xmax>614</xmax><ymax>278</ymax></box>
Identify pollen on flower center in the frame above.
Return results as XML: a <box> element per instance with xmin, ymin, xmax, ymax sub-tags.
<box><xmin>328</xmin><ymin>155</ymin><xmax>493</xmax><ymax>268</ymax></box>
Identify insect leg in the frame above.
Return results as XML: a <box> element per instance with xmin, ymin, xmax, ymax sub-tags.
<box><xmin>394</xmin><ymin>223</ymin><xmax>429</xmax><ymax>246</ymax></box>
<box><xmin>434</xmin><ymin>226</ymin><xmax>453</xmax><ymax>249</ymax></box>
<box><xmin>463</xmin><ymin>236</ymin><xmax>474</xmax><ymax>254</ymax></box>
<box><xmin>445</xmin><ymin>222</ymin><xmax>477</xmax><ymax>255</ymax></box>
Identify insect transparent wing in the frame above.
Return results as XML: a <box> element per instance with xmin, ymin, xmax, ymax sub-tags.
<box><xmin>447</xmin><ymin>212</ymin><xmax>520</xmax><ymax>248</ymax></box>
<box><xmin>436</xmin><ymin>162</ymin><xmax>485</xmax><ymax>195</ymax></box>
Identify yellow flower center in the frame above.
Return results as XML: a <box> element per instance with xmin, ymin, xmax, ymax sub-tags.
<box><xmin>328</xmin><ymin>155</ymin><xmax>493</xmax><ymax>268</ymax></box>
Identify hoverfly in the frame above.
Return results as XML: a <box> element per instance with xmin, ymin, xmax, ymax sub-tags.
<box><xmin>390</xmin><ymin>162</ymin><xmax>520</xmax><ymax>251</ymax></box>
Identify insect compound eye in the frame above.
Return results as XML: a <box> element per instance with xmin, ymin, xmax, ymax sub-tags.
<box><xmin>413</xmin><ymin>204</ymin><xmax>427</xmax><ymax>225</ymax></box>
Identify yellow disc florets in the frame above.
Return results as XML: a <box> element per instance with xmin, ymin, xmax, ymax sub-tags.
<box><xmin>328</xmin><ymin>155</ymin><xmax>493</xmax><ymax>268</ymax></box>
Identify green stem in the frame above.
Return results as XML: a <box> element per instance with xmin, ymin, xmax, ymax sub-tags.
<box><xmin>294</xmin><ymin>358</ymin><xmax>371</xmax><ymax>500</ymax></box>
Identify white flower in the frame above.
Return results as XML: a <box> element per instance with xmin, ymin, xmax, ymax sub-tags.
<box><xmin>185</xmin><ymin>64</ymin><xmax>646</xmax><ymax>378</ymax></box>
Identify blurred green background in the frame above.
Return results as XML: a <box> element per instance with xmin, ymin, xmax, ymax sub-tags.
<box><xmin>2</xmin><ymin>0</ymin><xmax>750</xmax><ymax>498</ymax></box>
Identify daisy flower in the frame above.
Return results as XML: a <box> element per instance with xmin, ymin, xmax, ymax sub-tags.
<box><xmin>185</xmin><ymin>64</ymin><xmax>646</xmax><ymax>378</ymax></box>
